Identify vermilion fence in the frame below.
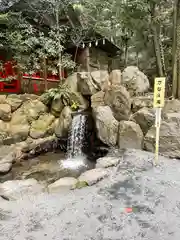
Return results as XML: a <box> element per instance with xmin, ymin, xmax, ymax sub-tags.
<box><xmin>0</xmin><ymin>60</ymin><xmax>67</xmax><ymax>94</ymax></box>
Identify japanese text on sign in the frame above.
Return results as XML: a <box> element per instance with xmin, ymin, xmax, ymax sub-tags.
<box><xmin>153</xmin><ymin>77</ymin><xmax>165</xmax><ymax>108</ymax></box>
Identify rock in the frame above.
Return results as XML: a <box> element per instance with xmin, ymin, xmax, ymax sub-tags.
<box><xmin>93</xmin><ymin>106</ymin><xmax>119</xmax><ymax>146</ymax></box>
<box><xmin>21</xmin><ymin>136</ymin><xmax>57</xmax><ymax>156</ymax></box>
<box><xmin>51</xmin><ymin>98</ymin><xmax>64</xmax><ymax>117</ymax></box>
<box><xmin>122</xmin><ymin>66</ymin><xmax>150</xmax><ymax>96</ymax></box>
<box><xmin>54</xmin><ymin>106</ymin><xmax>73</xmax><ymax>138</ymax></box>
<box><xmin>22</xmin><ymin>100</ymin><xmax>48</xmax><ymax>123</ymax></box>
<box><xmin>163</xmin><ymin>99</ymin><xmax>180</xmax><ymax>113</ymax></box>
<box><xmin>118</xmin><ymin>121</ymin><xmax>143</xmax><ymax>149</ymax></box>
<box><xmin>0</xmin><ymin>146</ymin><xmax>16</xmax><ymax>173</ymax></box>
<box><xmin>8</xmin><ymin>124</ymin><xmax>30</xmax><ymax>144</ymax></box>
<box><xmin>91</xmin><ymin>70</ymin><xmax>110</xmax><ymax>91</ymax></box>
<box><xmin>0</xmin><ymin>95</ymin><xmax>7</xmax><ymax>104</ymax></box>
<box><xmin>70</xmin><ymin>92</ymin><xmax>89</xmax><ymax>110</ymax></box>
<box><xmin>0</xmin><ymin>120</ymin><xmax>9</xmax><ymax>144</ymax></box>
<box><xmin>48</xmin><ymin>177</ymin><xmax>78</xmax><ymax>193</ymax></box>
<box><xmin>77</xmin><ymin>72</ymin><xmax>99</xmax><ymax>95</ymax></box>
<box><xmin>144</xmin><ymin>112</ymin><xmax>180</xmax><ymax>158</ymax></box>
<box><xmin>65</xmin><ymin>73</ymin><xmax>78</xmax><ymax>92</ymax></box>
<box><xmin>10</xmin><ymin>108</ymin><xmax>28</xmax><ymax>125</ymax></box>
<box><xmin>6</xmin><ymin>94</ymin><xmax>23</xmax><ymax>112</ymax></box>
<box><xmin>0</xmin><ymin>103</ymin><xmax>11</xmax><ymax>121</ymax></box>
<box><xmin>96</xmin><ymin>156</ymin><xmax>121</xmax><ymax>168</ymax></box>
<box><xmin>77</xmin><ymin>71</ymin><xmax>110</xmax><ymax>95</ymax></box>
<box><xmin>0</xmin><ymin>163</ymin><xmax>12</xmax><ymax>173</ymax></box>
<box><xmin>131</xmin><ymin>95</ymin><xmax>153</xmax><ymax>113</ymax></box>
<box><xmin>109</xmin><ymin>69</ymin><xmax>122</xmax><ymax>86</ymax></box>
<box><xmin>30</xmin><ymin>113</ymin><xmax>55</xmax><ymax>139</ymax></box>
<box><xmin>132</xmin><ymin>107</ymin><xmax>155</xmax><ymax>135</ymax></box>
<box><xmin>19</xmin><ymin>94</ymin><xmax>38</xmax><ymax>102</ymax></box>
<box><xmin>0</xmin><ymin>179</ymin><xmax>44</xmax><ymax>200</ymax></box>
<box><xmin>91</xmin><ymin>91</ymin><xmax>105</xmax><ymax>110</ymax></box>
<box><xmin>104</xmin><ymin>85</ymin><xmax>131</xmax><ymax>121</ymax></box>
<box><xmin>78</xmin><ymin>168</ymin><xmax>108</xmax><ymax>186</ymax></box>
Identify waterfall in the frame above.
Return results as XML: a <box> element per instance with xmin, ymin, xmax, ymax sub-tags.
<box><xmin>67</xmin><ymin>113</ymin><xmax>87</xmax><ymax>159</ymax></box>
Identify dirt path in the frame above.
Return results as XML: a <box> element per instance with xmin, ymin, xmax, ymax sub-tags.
<box><xmin>1</xmin><ymin>149</ymin><xmax>180</xmax><ymax>240</ymax></box>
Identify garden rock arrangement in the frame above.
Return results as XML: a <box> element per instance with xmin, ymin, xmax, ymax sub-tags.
<box><xmin>0</xmin><ymin>153</ymin><xmax>122</xmax><ymax>200</ymax></box>
<box><xmin>0</xmin><ymin>66</ymin><xmax>180</xmax><ymax>182</ymax></box>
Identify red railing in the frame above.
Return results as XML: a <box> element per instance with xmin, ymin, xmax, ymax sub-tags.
<box><xmin>0</xmin><ymin>59</ymin><xmax>67</xmax><ymax>93</ymax></box>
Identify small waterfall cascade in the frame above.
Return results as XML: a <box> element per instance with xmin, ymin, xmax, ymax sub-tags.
<box><xmin>67</xmin><ymin>113</ymin><xmax>87</xmax><ymax>159</ymax></box>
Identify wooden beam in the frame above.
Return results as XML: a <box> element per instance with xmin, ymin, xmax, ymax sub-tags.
<box><xmin>22</xmin><ymin>76</ymin><xmax>59</xmax><ymax>82</ymax></box>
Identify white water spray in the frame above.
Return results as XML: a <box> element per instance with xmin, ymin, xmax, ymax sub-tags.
<box><xmin>59</xmin><ymin>113</ymin><xmax>88</xmax><ymax>170</ymax></box>
<box><xmin>67</xmin><ymin>114</ymin><xmax>87</xmax><ymax>159</ymax></box>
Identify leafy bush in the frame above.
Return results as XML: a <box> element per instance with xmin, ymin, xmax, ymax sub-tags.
<box><xmin>40</xmin><ymin>83</ymin><xmax>79</xmax><ymax>110</ymax></box>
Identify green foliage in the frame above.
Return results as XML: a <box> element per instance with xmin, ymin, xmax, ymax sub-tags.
<box><xmin>41</xmin><ymin>83</ymin><xmax>79</xmax><ymax>108</ymax></box>
<box><xmin>70</xmin><ymin>100</ymin><xmax>79</xmax><ymax>111</ymax></box>
<box><xmin>75</xmin><ymin>181</ymin><xmax>88</xmax><ymax>189</ymax></box>
<box><xmin>0</xmin><ymin>3</ymin><xmax>76</xmax><ymax>79</ymax></box>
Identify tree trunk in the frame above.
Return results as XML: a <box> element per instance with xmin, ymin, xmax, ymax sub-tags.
<box><xmin>124</xmin><ymin>42</ymin><xmax>128</xmax><ymax>67</ymax></box>
<box><xmin>176</xmin><ymin>0</ymin><xmax>180</xmax><ymax>98</ymax></box>
<box><xmin>43</xmin><ymin>57</ymin><xmax>47</xmax><ymax>91</ymax></box>
<box><xmin>172</xmin><ymin>0</ymin><xmax>178</xmax><ymax>98</ymax></box>
<box><xmin>151</xmin><ymin>3</ymin><xmax>164</xmax><ymax>77</ymax></box>
<box><xmin>56</xmin><ymin>5</ymin><xmax>62</xmax><ymax>83</ymax></box>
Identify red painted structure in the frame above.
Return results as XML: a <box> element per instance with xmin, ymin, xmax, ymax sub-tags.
<box><xmin>0</xmin><ymin>59</ymin><xmax>67</xmax><ymax>93</ymax></box>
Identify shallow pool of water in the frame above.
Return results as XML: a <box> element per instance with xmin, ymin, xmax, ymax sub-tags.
<box><xmin>0</xmin><ymin>151</ymin><xmax>95</xmax><ymax>184</ymax></box>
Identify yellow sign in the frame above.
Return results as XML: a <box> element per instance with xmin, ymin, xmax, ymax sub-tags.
<box><xmin>153</xmin><ymin>77</ymin><xmax>166</xmax><ymax>108</ymax></box>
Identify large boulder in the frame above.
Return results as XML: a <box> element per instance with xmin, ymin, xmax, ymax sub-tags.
<box><xmin>109</xmin><ymin>69</ymin><xmax>122</xmax><ymax>86</ymax></box>
<box><xmin>0</xmin><ymin>120</ymin><xmax>9</xmax><ymax>144</ymax></box>
<box><xmin>6</xmin><ymin>94</ymin><xmax>23</xmax><ymax>112</ymax></box>
<box><xmin>163</xmin><ymin>99</ymin><xmax>180</xmax><ymax>113</ymax></box>
<box><xmin>77</xmin><ymin>72</ymin><xmax>98</xmax><ymax>95</ymax></box>
<box><xmin>0</xmin><ymin>179</ymin><xmax>44</xmax><ymax>200</ymax></box>
<box><xmin>131</xmin><ymin>95</ymin><xmax>153</xmax><ymax>113</ymax></box>
<box><xmin>132</xmin><ymin>107</ymin><xmax>155</xmax><ymax>135</ymax></box>
<box><xmin>122</xmin><ymin>66</ymin><xmax>150</xmax><ymax>96</ymax></box>
<box><xmin>93</xmin><ymin>106</ymin><xmax>119</xmax><ymax>146</ymax></box>
<box><xmin>104</xmin><ymin>85</ymin><xmax>131</xmax><ymax>121</ymax></box>
<box><xmin>0</xmin><ymin>145</ymin><xmax>16</xmax><ymax>174</ymax></box>
<box><xmin>78</xmin><ymin>168</ymin><xmax>108</xmax><ymax>186</ymax></box>
<box><xmin>54</xmin><ymin>106</ymin><xmax>73</xmax><ymax>138</ymax></box>
<box><xmin>48</xmin><ymin>177</ymin><xmax>78</xmax><ymax>193</ymax></box>
<box><xmin>91</xmin><ymin>91</ymin><xmax>105</xmax><ymax>110</ymax></box>
<box><xmin>6</xmin><ymin>100</ymin><xmax>47</xmax><ymax>144</ymax></box>
<box><xmin>30</xmin><ymin>113</ymin><xmax>55</xmax><ymax>139</ymax></box>
<box><xmin>91</xmin><ymin>70</ymin><xmax>110</xmax><ymax>91</ymax></box>
<box><xmin>70</xmin><ymin>92</ymin><xmax>89</xmax><ymax>110</ymax></box>
<box><xmin>144</xmin><ymin>112</ymin><xmax>180</xmax><ymax>158</ymax></box>
<box><xmin>65</xmin><ymin>73</ymin><xmax>78</xmax><ymax>92</ymax></box>
<box><xmin>51</xmin><ymin>98</ymin><xmax>64</xmax><ymax>117</ymax></box>
<box><xmin>77</xmin><ymin>70</ymin><xmax>110</xmax><ymax>95</ymax></box>
<box><xmin>0</xmin><ymin>103</ymin><xmax>11</xmax><ymax>121</ymax></box>
<box><xmin>8</xmin><ymin>124</ymin><xmax>30</xmax><ymax>143</ymax></box>
<box><xmin>22</xmin><ymin>99</ymin><xmax>48</xmax><ymax>123</ymax></box>
<box><xmin>0</xmin><ymin>95</ymin><xmax>7</xmax><ymax>104</ymax></box>
<box><xmin>118</xmin><ymin>121</ymin><xmax>143</xmax><ymax>149</ymax></box>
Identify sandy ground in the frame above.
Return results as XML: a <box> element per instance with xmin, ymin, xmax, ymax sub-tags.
<box><xmin>1</xmin><ymin>149</ymin><xmax>180</xmax><ymax>240</ymax></box>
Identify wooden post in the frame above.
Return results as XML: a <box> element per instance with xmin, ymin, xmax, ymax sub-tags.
<box><xmin>43</xmin><ymin>57</ymin><xmax>48</xmax><ymax>91</ymax></box>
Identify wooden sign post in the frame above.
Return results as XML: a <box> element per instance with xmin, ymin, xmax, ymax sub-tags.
<box><xmin>153</xmin><ymin>77</ymin><xmax>166</xmax><ymax>165</ymax></box>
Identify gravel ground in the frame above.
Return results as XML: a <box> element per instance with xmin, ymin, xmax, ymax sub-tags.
<box><xmin>1</xmin><ymin>149</ymin><xmax>180</xmax><ymax>240</ymax></box>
